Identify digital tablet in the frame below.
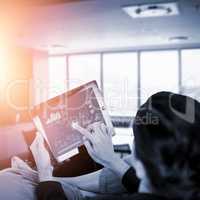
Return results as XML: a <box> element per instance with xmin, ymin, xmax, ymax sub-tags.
<box><xmin>31</xmin><ymin>81</ymin><xmax>114</xmax><ymax>162</ymax></box>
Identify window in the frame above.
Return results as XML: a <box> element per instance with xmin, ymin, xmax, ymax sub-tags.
<box><xmin>68</xmin><ymin>54</ymin><xmax>101</xmax><ymax>89</ymax></box>
<box><xmin>103</xmin><ymin>53</ymin><xmax>138</xmax><ymax>116</ymax></box>
<box><xmin>140</xmin><ymin>51</ymin><xmax>179</xmax><ymax>104</ymax></box>
<box><xmin>181</xmin><ymin>49</ymin><xmax>200</xmax><ymax>100</ymax></box>
<box><xmin>48</xmin><ymin>56</ymin><xmax>67</xmax><ymax>98</ymax></box>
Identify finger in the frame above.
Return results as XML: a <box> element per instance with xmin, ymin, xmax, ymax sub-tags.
<box><xmin>98</xmin><ymin>123</ymin><xmax>108</xmax><ymax>141</ymax></box>
<box><xmin>30</xmin><ymin>132</ymin><xmax>39</xmax><ymax>146</ymax></box>
<box><xmin>30</xmin><ymin>134</ymin><xmax>42</xmax><ymax>155</ymax></box>
<box><xmin>90</xmin><ymin>123</ymin><xmax>105</xmax><ymax>141</ymax></box>
<box><xmin>102</xmin><ymin>123</ymin><xmax>113</xmax><ymax>137</ymax></box>
<box><xmin>84</xmin><ymin>140</ymin><xmax>102</xmax><ymax>164</ymax></box>
<box><xmin>11</xmin><ymin>156</ymin><xmax>33</xmax><ymax>171</ymax></box>
<box><xmin>30</xmin><ymin>137</ymin><xmax>38</xmax><ymax>152</ymax></box>
<box><xmin>87</xmin><ymin>122</ymin><xmax>102</xmax><ymax>131</ymax></box>
<box><xmin>11</xmin><ymin>156</ymin><xmax>24</xmax><ymax>167</ymax></box>
<box><xmin>83</xmin><ymin>136</ymin><xmax>95</xmax><ymax>149</ymax></box>
<box><xmin>99</xmin><ymin>123</ymin><xmax>108</xmax><ymax>136</ymax></box>
<box><xmin>100</xmin><ymin>123</ymin><xmax>106</xmax><ymax>133</ymax></box>
<box><xmin>84</xmin><ymin>140</ymin><xmax>95</xmax><ymax>157</ymax></box>
<box><xmin>11</xmin><ymin>156</ymin><xmax>18</xmax><ymax>169</ymax></box>
<box><xmin>88</xmin><ymin>122</ymin><xmax>101</xmax><ymax>134</ymax></box>
<box><xmin>36</xmin><ymin>132</ymin><xmax>44</xmax><ymax>144</ymax></box>
<box><xmin>32</xmin><ymin>133</ymin><xmax>44</xmax><ymax>149</ymax></box>
<box><xmin>85</xmin><ymin>124</ymin><xmax>98</xmax><ymax>143</ymax></box>
<box><xmin>73</xmin><ymin>123</ymin><xmax>94</xmax><ymax>142</ymax></box>
<box><xmin>93</xmin><ymin>121</ymin><xmax>102</xmax><ymax>127</ymax></box>
<box><xmin>87</xmin><ymin>125</ymin><xmax>95</xmax><ymax>134</ymax></box>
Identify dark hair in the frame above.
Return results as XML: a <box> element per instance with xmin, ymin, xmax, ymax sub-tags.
<box><xmin>133</xmin><ymin>92</ymin><xmax>200</xmax><ymax>200</ymax></box>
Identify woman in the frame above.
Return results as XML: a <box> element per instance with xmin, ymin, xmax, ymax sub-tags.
<box><xmin>31</xmin><ymin>91</ymin><xmax>200</xmax><ymax>200</ymax></box>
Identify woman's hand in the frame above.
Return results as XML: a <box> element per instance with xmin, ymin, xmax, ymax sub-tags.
<box><xmin>30</xmin><ymin>132</ymin><xmax>53</xmax><ymax>182</ymax></box>
<box><xmin>11</xmin><ymin>156</ymin><xmax>39</xmax><ymax>183</ymax></box>
<box><xmin>74</xmin><ymin>122</ymin><xmax>115</xmax><ymax>167</ymax></box>
<box><xmin>73</xmin><ymin>122</ymin><xmax>130</xmax><ymax>178</ymax></box>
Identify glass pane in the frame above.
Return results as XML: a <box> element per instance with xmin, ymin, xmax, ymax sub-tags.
<box><xmin>181</xmin><ymin>49</ymin><xmax>200</xmax><ymax>101</ymax></box>
<box><xmin>48</xmin><ymin>56</ymin><xmax>67</xmax><ymax>98</ymax></box>
<box><xmin>68</xmin><ymin>54</ymin><xmax>101</xmax><ymax>89</ymax></box>
<box><xmin>103</xmin><ymin>53</ymin><xmax>138</xmax><ymax>117</ymax></box>
<box><xmin>140</xmin><ymin>51</ymin><xmax>179</xmax><ymax>104</ymax></box>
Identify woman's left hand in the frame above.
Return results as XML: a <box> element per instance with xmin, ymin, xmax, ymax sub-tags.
<box><xmin>30</xmin><ymin>132</ymin><xmax>53</xmax><ymax>182</ymax></box>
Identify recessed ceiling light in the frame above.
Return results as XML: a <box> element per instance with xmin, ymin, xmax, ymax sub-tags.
<box><xmin>169</xmin><ymin>36</ymin><xmax>189</xmax><ymax>42</ymax></box>
<box><xmin>122</xmin><ymin>2</ymin><xmax>179</xmax><ymax>18</ymax></box>
<box><xmin>51</xmin><ymin>44</ymin><xmax>66</xmax><ymax>48</ymax></box>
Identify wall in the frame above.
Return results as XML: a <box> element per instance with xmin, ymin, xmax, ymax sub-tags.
<box><xmin>0</xmin><ymin>46</ymin><xmax>33</xmax><ymax>126</ymax></box>
<box><xmin>32</xmin><ymin>50</ymin><xmax>49</xmax><ymax>105</ymax></box>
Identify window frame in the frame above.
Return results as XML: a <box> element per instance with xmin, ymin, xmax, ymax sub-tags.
<box><xmin>48</xmin><ymin>46</ymin><xmax>200</xmax><ymax>126</ymax></box>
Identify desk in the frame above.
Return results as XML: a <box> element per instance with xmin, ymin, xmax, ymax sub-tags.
<box><xmin>112</xmin><ymin>128</ymin><xmax>134</xmax><ymax>150</ymax></box>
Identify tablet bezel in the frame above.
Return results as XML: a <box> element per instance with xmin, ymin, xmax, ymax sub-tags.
<box><xmin>31</xmin><ymin>81</ymin><xmax>114</xmax><ymax>162</ymax></box>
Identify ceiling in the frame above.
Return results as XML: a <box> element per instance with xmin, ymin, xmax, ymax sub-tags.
<box><xmin>0</xmin><ymin>0</ymin><xmax>90</xmax><ymax>6</ymax></box>
<box><xmin>1</xmin><ymin>0</ymin><xmax>200</xmax><ymax>54</ymax></box>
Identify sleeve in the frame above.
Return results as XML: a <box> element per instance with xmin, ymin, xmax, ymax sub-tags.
<box><xmin>98</xmin><ymin>155</ymin><xmax>132</xmax><ymax>194</ymax></box>
<box><xmin>99</xmin><ymin>167</ymin><xmax>127</xmax><ymax>194</ymax></box>
<box><xmin>99</xmin><ymin>155</ymin><xmax>140</xmax><ymax>195</ymax></box>
<box><xmin>121</xmin><ymin>167</ymin><xmax>140</xmax><ymax>193</ymax></box>
<box><xmin>36</xmin><ymin>181</ymin><xmax>68</xmax><ymax>200</ymax></box>
<box><xmin>99</xmin><ymin>166</ymin><xmax>140</xmax><ymax>195</ymax></box>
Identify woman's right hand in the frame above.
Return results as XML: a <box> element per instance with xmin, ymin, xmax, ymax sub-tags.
<box><xmin>73</xmin><ymin>122</ymin><xmax>130</xmax><ymax>178</ymax></box>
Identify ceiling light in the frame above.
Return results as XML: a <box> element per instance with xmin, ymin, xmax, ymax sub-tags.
<box><xmin>169</xmin><ymin>36</ymin><xmax>189</xmax><ymax>42</ymax></box>
<box><xmin>122</xmin><ymin>2</ymin><xmax>179</xmax><ymax>18</ymax></box>
<box><xmin>51</xmin><ymin>44</ymin><xmax>66</xmax><ymax>48</ymax></box>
